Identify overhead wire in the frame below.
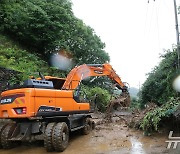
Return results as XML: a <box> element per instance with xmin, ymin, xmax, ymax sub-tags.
<box><xmin>163</xmin><ymin>0</ymin><xmax>179</xmax><ymax>50</ymax></box>
<box><xmin>145</xmin><ymin>0</ymin><xmax>164</xmax><ymax>53</ymax></box>
<box><xmin>144</xmin><ymin>1</ymin><xmax>149</xmax><ymax>40</ymax></box>
<box><xmin>144</xmin><ymin>0</ymin><xmax>155</xmax><ymax>49</ymax></box>
<box><xmin>148</xmin><ymin>1</ymin><xmax>155</xmax><ymax>42</ymax></box>
<box><xmin>155</xmin><ymin>0</ymin><xmax>161</xmax><ymax>53</ymax></box>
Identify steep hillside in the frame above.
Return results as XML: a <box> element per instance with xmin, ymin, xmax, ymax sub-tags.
<box><xmin>0</xmin><ymin>34</ymin><xmax>66</xmax><ymax>88</ymax></box>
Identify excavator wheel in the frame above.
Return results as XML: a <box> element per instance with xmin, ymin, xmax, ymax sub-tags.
<box><xmin>1</xmin><ymin>123</ymin><xmax>16</xmax><ymax>149</ymax></box>
<box><xmin>0</xmin><ymin>123</ymin><xmax>8</xmax><ymax>148</ymax></box>
<box><xmin>82</xmin><ymin>117</ymin><xmax>92</xmax><ymax>135</ymax></box>
<box><xmin>52</xmin><ymin>122</ymin><xmax>69</xmax><ymax>152</ymax></box>
<box><xmin>44</xmin><ymin>122</ymin><xmax>56</xmax><ymax>152</ymax></box>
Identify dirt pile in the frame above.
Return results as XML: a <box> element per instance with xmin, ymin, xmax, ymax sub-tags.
<box><xmin>127</xmin><ymin>103</ymin><xmax>157</xmax><ymax>129</ymax></box>
<box><xmin>105</xmin><ymin>92</ymin><xmax>131</xmax><ymax>122</ymax></box>
<box><xmin>99</xmin><ymin>102</ymin><xmax>157</xmax><ymax>129</ymax></box>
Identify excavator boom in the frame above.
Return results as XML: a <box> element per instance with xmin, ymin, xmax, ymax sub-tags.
<box><xmin>62</xmin><ymin>63</ymin><xmax>130</xmax><ymax>120</ymax></box>
<box><xmin>62</xmin><ymin>63</ymin><xmax>127</xmax><ymax>91</ymax></box>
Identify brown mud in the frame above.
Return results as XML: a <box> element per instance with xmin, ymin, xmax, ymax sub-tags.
<box><xmin>0</xmin><ymin>113</ymin><xmax>179</xmax><ymax>154</ymax></box>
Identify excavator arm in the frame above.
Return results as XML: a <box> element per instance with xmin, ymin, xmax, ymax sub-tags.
<box><xmin>62</xmin><ymin>63</ymin><xmax>127</xmax><ymax>91</ymax></box>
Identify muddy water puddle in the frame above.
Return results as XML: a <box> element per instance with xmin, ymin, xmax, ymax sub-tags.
<box><xmin>0</xmin><ymin>122</ymin><xmax>179</xmax><ymax>154</ymax></box>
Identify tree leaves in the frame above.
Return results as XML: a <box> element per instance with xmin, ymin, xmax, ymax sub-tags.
<box><xmin>0</xmin><ymin>0</ymin><xmax>109</xmax><ymax>65</ymax></box>
<box><xmin>139</xmin><ymin>49</ymin><xmax>179</xmax><ymax>106</ymax></box>
<box><xmin>140</xmin><ymin>97</ymin><xmax>180</xmax><ymax>132</ymax></box>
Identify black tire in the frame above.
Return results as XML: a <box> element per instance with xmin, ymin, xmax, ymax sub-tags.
<box><xmin>1</xmin><ymin>123</ymin><xmax>16</xmax><ymax>149</ymax></box>
<box><xmin>82</xmin><ymin>117</ymin><xmax>92</xmax><ymax>135</ymax></box>
<box><xmin>52</xmin><ymin>122</ymin><xmax>69</xmax><ymax>152</ymax></box>
<box><xmin>44</xmin><ymin>122</ymin><xmax>56</xmax><ymax>152</ymax></box>
<box><xmin>0</xmin><ymin>123</ymin><xmax>8</xmax><ymax>148</ymax></box>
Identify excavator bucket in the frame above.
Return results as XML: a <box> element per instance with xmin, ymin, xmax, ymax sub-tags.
<box><xmin>105</xmin><ymin>91</ymin><xmax>131</xmax><ymax>121</ymax></box>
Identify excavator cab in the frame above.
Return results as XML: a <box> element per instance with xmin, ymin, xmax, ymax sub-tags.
<box><xmin>73</xmin><ymin>84</ymin><xmax>88</xmax><ymax>103</ymax></box>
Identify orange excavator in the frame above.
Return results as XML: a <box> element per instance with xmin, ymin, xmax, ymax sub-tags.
<box><xmin>0</xmin><ymin>63</ymin><xmax>128</xmax><ymax>152</ymax></box>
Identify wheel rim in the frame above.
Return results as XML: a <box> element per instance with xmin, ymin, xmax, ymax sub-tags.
<box><xmin>62</xmin><ymin>132</ymin><xmax>66</xmax><ymax>141</ymax></box>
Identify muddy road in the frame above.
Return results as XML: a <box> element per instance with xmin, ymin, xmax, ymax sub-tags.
<box><xmin>0</xmin><ymin>117</ymin><xmax>179</xmax><ymax>154</ymax></box>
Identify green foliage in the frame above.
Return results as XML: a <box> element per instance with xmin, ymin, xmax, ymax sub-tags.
<box><xmin>0</xmin><ymin>0</ymin><xmax>73</xmax><ymax>52</ymax></box>
<box><xmin>130</xmin><ymin>97</ymin><xmax>140</xmax><ymax>109</ymax></box>
<box><xmin>0</xmin><ymin>34</ymin><xmax>66</xmax><ymax>85</ymax></box>
<box><xmin>82</xmin><ymin>86</ymin><xmax>111</xmax><ymax>112</ymax></box>
<box><xmin>0</xmin><ymin>0</ymin><xmax>109</xmax><ymax>65</ymax></box>
<box><xmin>139</xmin><ymin>49</ymin><xmax>180</xmax><ymax>106</ymax></box>
<box><xmin>140</xmin><ymin>97</ymin><xmax>180</xmax><ymax>132</ymax></box>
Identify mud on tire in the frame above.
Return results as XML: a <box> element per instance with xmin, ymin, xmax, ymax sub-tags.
<box><xmin>0</xmin><ymin>123</ymin><xmax>8</xmax><ymax>148</ymax></box>
<box><xmin>52</xmin><ymin>122</ymin><xmax>69</xmax><ymax>152</ymax></box>
<box><xmin>44</xmin><ymin>122</ymin><xmax>56</xmax><ymax>152</ymax></box>
<box><xmin>82</xmin><ymin>117</ymin><xmax>92</xmax><ymax>135</ymax></box>
<box><xmin>1</xmin><ymin>123</ymin><xmax>16</xmax><ymax>149</ymax></box>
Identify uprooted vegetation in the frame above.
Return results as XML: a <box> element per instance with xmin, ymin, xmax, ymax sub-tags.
<box><xmin>126</xmin><ymin>98</ymin><xmax>180</xmax><ymax>133</ymax></box>
<box><xmin>98</xmin><ymin>97</ymin><xmax>179</xmax><ymax>136</ymax></box>
<box><xmin>140</xmin><ymin>97</ymin><xmax>180</xmax><ymax>132</ymax></box>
